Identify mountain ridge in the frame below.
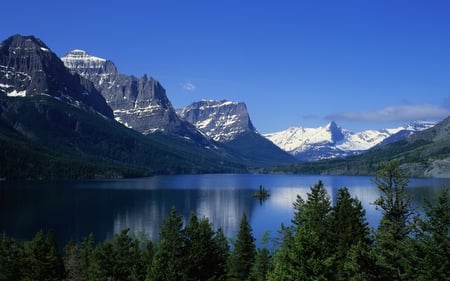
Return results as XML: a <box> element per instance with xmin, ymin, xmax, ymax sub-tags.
<box><xmin>272</xmin><ymin>117</ymin><xmax>450</xmax><ymax>178</ymax></box>
<box><xmin>0</xmin><ymin>35</ymin><xmax>113</xmax><ymax>118</ymax></box>
<box><xmin>62</xmin><ymin>49</ymin><xmax>204</xmax><ymax>140</ymax></box>
<box><xmin>264</xmin><ymin>121</ymin><xmax>435</xmax><ymax>161</ymax></box>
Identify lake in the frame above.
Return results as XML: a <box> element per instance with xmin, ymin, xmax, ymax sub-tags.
<box><xmin>1</xmin><ymin>174</ymin><xmax>449</xmax><ymax>248</ymax></box>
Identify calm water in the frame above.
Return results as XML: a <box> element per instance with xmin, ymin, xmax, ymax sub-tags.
<box><xmin>1</xmin><ymin>174</ymin><xmax>449</xmax><ymax>248</ymax></box>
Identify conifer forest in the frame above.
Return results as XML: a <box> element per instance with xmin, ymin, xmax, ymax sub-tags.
<box><xmin>1</xmin><ymin>161</ymin><xmax>449</xmax><ymax>281</ymax></box>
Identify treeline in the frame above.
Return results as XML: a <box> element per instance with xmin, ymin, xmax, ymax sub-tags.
<box><xmin>1</xmin><ymin>161</ymin><xmax>449</xmax><ymax>281</ymax></box>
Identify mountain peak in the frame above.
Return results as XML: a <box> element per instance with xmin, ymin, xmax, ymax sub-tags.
<box><xmin>0</xmin><ymin>34</ymin><xmax>49</xmax><ymax>50</ymax></box>
<box><xmin>0</xmin><ymin>34</ymin><xmax>113</xmax><ymax>118</ymax></box>
<box><xmin>264</xmin><ymin>121</ymin><xmax>436</xmax><ymax>161</ymax></box>
<box><xmin>177</xmin><ymin>100</ymin><xmax>257</xmax><ymax>142</ymax></box>
<box><xmin>63</xmin><ymin>49</ymin><xmax>106</xmax><ymax>62</ymax></box>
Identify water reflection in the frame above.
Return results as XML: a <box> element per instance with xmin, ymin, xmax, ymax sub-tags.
<box><xmin>1</xmin><ymin>174</ymin><xmax>449</xmax><ymax>249</ymax></box>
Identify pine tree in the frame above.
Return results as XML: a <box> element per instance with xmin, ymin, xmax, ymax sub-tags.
<box><xmin>211</xmin><ymin>227</ymin><xmax>229</xmax><ymax>281</ymax></box>
<box><xmin>295</xmin><ymin>180</ymin><xmax>333</xmax><ymax>280</ymax></box>
<box><xmin>23</xmin><ymin>230</ymin><xmax>65</xmax><ymax>281</ymax></box>
<box><xmin>373</xmin><ymin>161</ymin><xmax>414</xmax><ymax>281</ymax></box>
<box><xmin>248</xmin><ymin>247</ymin><xmax>272</xmax><ymax>281</ymax></box>
<box><xmin>0</xmin><ymin>234</ymin><xmax>26</xmax><ymax>281</ymax></box>
<box><xmin>147</xmin><ymin>207</ymin><xmax>187</xmax><ymax>281</ymax></box>
<box><xmin>331</xmin><ymin>187</ymin><xmax>371</xmax><ymax>281</ymax></box>
<box><xmin>227</xmin><ymin>213</ymin><xmax>256</xmax><ymax>281</ymax></box>
<box><xmin>270</xmin><ymin>180</ymin><xmax>334</xmax><ymax>280</ymax></box>
<box><xmin>184</xmin><ymin>213</ymin><xmax>218</xmax><ymax>281</ymax></box>
<box><xmin>413</xmin><ymin>189</ymin><xmax>450</xmax><ymax>281</ymax></box>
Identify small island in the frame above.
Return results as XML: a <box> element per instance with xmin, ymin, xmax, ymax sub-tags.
<box><xmin>252</xmin><ymin>185</ymin><xmax>270</xmax><ymax>202</ymax></box>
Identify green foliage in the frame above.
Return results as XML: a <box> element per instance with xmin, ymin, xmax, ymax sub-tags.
<box><xmin>0</xmin><ymin>235</ymin><xmax>25</xmax><ymax>281</ymax></box>
<box><xmin>248</xmin><ymin>247</ymin><xmax>272</xmax><ymax>281</ymax></box>
<box><xmin>23</xmin><ymin>230</ymin><xmax>65</xmax><ymax>281</ymax></box>
<box><xmin>411</xmin><ymin>189</ymin><xmax>450</xmax><ymax>281</ymax></box>
<box><xmin>372</xmin><ymin>161</ymin><xmax>415</xmax><ymax>280</ymax></box>
<box><xmin>331</xmin><ymin>188</ymin><xmax>371</xmax><ymax>281</ymax></box>
<box><xmin>1</xmin><ymin>170</ymin><xmax>449</xmax><ymax>281</ymax></box>
<box><xmin>227</xmin><ymin>213</ymin><xmax>256</xmax><ymax>281</ymax></box>
<box><xmin>148</xmin><ymin>207</ymin><xmax>186</xmax><ymax>281</ymax></box>
<box><xmin>0</xmin><ymin>95</ymin><xmax>247</xmax><ymax>180</ymax></box>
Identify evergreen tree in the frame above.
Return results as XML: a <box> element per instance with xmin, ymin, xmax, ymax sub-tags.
<box><xmin>111</xmin><ymin>228</ymin><xmax>147</xmax><ymax>281</ymax></box>
<box><xmin>23</xmin><ymin>230</ymin><xmax>65</xmax><ymax>281</ymax></box>
<box><xmin>248</xmin><ymin>247</ymin><xmax>272</xmax><ymax>281</ymax></box>
<box><xmin>295</xmin><ymin>180</ymin><xmax>333</xmax><ymax>280</ymax></box>
<box><xmin>64</xmin><ymin>241</ymin><xmax>84</xmax><ymax>281</ymax></box>
<box><xmin>0</xmin><ymin>234</ymin><xmax>26</xmax><ymax>281</ymax></box>
<box><xmin>227</xmin><ymin>213</ymin><xmax>256</xmax><ymax>281</ymax></box>
<box><xmin>147</xmin><ymin>207</ymin><xmax>187</xmax><ymax>281</ymax></box>
<box><xmin>331</xmin><ymin>187</ymin><xmax>371</xmax><ymax>281</ymax></box>
<box><xmin>88</xmin><ymin>240</ymin><xmax>114</xmax><ymax>281</ymax></box>
<box><xmin>184</xmin><ymin>213</ymin><xmax>217</xmax><ymax>281</ymax></box>
<box><xmin>267</xmin><ymin>225</ymin><xmax>299</xmax><ymax>281</ymax></box>
<box><xmin>412</xmin><ymin>189</ymin><xmax>450</xmax><ymax>281</ymax></box>
<box><xmin>211</xmin><ymin>227</ymin><xmax>229</xmax><ymax>281</ymax></box>
<box><xmin>269</xmin><ymin>180</ymin><xmax>336</xmax><ymax>280</ymax></box>
<box><xmin>373</xmin><ymin>161</ymin><xmax>414</xmax><ymax>281</ymax></box>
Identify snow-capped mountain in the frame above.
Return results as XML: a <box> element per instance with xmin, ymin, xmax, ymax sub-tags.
<box><xmin>177</xmin><ymin>100</ymin><xmax>257</xmax><ymax>142</ymax></box>
<box><xmin>264</xmin><ymin>121</ymin><xmax>435</xmax><ymax>161</ymax></box>
<box><xmin>61</xmin><ymin>50</ymin><xmax>202</xmax><ymax>139</ymax></box>
<box><xmin>0</xmin><ymin>35</ymin><xmax>113</xmax><ymax>118</ymax></box>
<box><xmin>177</xmin><ymin>100</ymin><xmax>296</xmax><ymax>166</ymax></box>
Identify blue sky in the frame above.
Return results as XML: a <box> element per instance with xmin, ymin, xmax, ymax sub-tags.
<box><xmin>2</xmin><ymin>0</ymin><xmax>450</xmax><ymax>133</ymax></box>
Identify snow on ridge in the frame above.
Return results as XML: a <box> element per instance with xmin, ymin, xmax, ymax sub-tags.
<box><xmin>264</xmin><ymin>121</ymin><xmax>435</xmax><ymax>158</ymax></box>
<box><xmin>61</xmin><ymin>49</ymin><xmax>106</xmax><ymax>63</ymax></box>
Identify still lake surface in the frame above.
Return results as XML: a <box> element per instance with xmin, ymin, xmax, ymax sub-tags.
<box><xmin>1</xmin><ymin>174</ymin><xmax>449</xmax><ymax>248</ymax></box>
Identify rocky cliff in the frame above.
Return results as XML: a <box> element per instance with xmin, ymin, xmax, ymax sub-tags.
<box><xmin>0</xmin><ymin>35</ymin><xmax>113</xmax><ymax>118</ymax></box>
<box><xmin>177</xmin><ymin>100</ymin><xmax>257</xmax><ymax>142</ymax></box>
<box><xmin>62</xmin><ymin>50</ymin><xmax>201</xmax><ymax>138</ymax></box>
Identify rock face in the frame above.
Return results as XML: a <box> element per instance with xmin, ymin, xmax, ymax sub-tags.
<box><xmin>177</xmin><ymin>99</ymin><xmax>296</xmax><ymax>166</ymax></box>
<box><xmin>177</xmin><ymin>100</ymin><xmax>257</xmax><ymax>142</ymax></box>
<box><xmin>62</xmin><ymin>50</ymin><xmax>199</xmax><ymax>137</ymax></box>
<box><xmin>264</xmin><ymin>121</ymin><xmax>435</xmax><ymax>161</ymax></box>
<box><xmin>0</xmin><ymin>35</ymin><xmax>113</xmax><ymax>118</ymax></box>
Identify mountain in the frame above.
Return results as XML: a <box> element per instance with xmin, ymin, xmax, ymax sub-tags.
<box><xmin>0</xmin><ymin>35</ymin><xmax>245</xmax><ymax>179</ymax></box>
<box><xmin>62</xmin><ymin>51</ymin><xmax>295</xmax><ymax>167</ymax></box>
<box><xmin>273</xmin><ymin>117</ymin><xmax>450</xmax><ymax>178</ymax></box>
<box><xmin>264</xmin><ymin>121</ymin><xmax>435</xmax><ymax>161</ymax></box>
<box><xmin>177</xmin><ymin>100</ymin><xmax>257</xmax><ymax>141</ymax></box>
<box><xmin>61</xmin><ymin>49</ymin><xmax>203</xmax><ymax>140</ymax></box>
<box><xmin>177</xmin><ymin>100</ymin><xmax>296</xmax><ymax>167</ymax></box>
<box><xmin>0</xmin><ymin>35</ymin><xmax>113</xmax><ymax>118</ymax></box>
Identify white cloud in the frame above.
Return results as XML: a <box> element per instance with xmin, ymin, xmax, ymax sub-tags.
<box><xmin>326</xmin><ymin>103</ymin><xmax>450</xmax><ymax>122</ymax></box>
<box><xmin>181</xmin><ymin>82</ymin><xmax>196</xmax><ymax>92</ymax></box>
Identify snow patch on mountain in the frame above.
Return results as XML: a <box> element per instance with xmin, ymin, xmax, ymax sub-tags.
<box><xmin>177</xmin><ymin>100</ymin><xmax>257</xmax><ymax>142</ymax></box>
<box><xmin>264</xmin><ymin>121</ymin><xmax>435</xmax><ymax>161</ymax></box>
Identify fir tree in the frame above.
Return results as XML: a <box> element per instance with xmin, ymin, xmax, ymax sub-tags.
<box><xmin>0</xmin><ymin>234</ymin><xmax>26</xmax><ymax>281</ymax></box>
<box><xmin>331</xmin><ymin>187</ymin><xmax>371</xmax><ymax>281</ymax></box>
<box><xmin>23</xmin><ymin>230</ymin><xmax>65</xmax><ymax>281</ymax></box>
<box><xmin>412</xmin><ymin>189</ymin><xmax>450</xmax><ymax>281</ymax></box>
<box><xmin>148</xmin><ymin>207</ymin><xmax>186</xmax><ymax>281</ymax></box>
<box><xmin>373</xmin><ymin>161</ymin><xmax>414</xmax><ymax>281</ymax></box>
<box><xmin>227</xmin><ymin>213</ymin><xmax>256</xmax><ymax>281</ymax></box>
<box><xmin>248</xmin><ymin>247</ymin><xmax>272</xmax><ymax>281</ymax></box>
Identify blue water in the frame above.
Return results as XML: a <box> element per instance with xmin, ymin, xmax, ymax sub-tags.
<box><xmin>1</xmin><ymin>174</ymin><xmax>449</xmax><ymax>248</ymax></box>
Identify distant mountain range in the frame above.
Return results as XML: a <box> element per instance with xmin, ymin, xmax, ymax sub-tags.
<box><xmin>272</xmin><ymin>116</ymin><xmax>450</xmax><ymax>178</ymax></box>
<box><xmin>264</xmin><ymin>121</ymin><xmax>435</xmax><ymax>161</ymax></box>
<box><xmin>0</xmin><ymin>34</ymin><xmax>448</xmax><ymax>179</ymax></box>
